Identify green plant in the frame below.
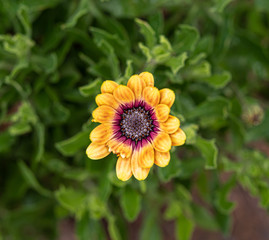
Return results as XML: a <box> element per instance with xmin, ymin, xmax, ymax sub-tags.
<box><xmin>0</xmin><ymin>0</ymin><xmax>268</xmax><ymax>239</ymax></box>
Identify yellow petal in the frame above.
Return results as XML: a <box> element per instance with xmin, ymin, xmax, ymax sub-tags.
<box><xmin>95</xmin><ymin>93</ymin><xmax>119</xmax><ymax>109</ymax></box>
<box><xmin>101</xmin><ymin>80</ymin><xmax>118</xmax><ymax>94</ymax></box>
<box><xmin>107</xmin><ymin>137</ymin><xmax>124</xmax><ymax>154</ymax></box>
<box><xmin>170</xmin><ymin>128</ymin><xmax>186</xmax><ymax>146</ymax></box>
<box><xmin>92</xmin><ymin>106</ymin><xmax>115</xmax><ymax>123</ymax></box>
<box><xmin>152</xmin><ymin>132</ymin><xmax>172</xmax><ymax>152</ymax></box>
<box><xmin>139</xmin><ymin>72</ymin><xmax>154</xmax><ymax>87</ymax></box>
<box><xmin>116</xmin><ymin>157</ymin><xmax>132</xmax><ymax>181</ymax></box>
<box><xmin>113</xmin><ymin>85</ymin><xmax>135</xmax><ymax>104</ymax></box>
<box><xmin>127</xmin><ymin>74</ymin><xmax>146</xmax><ymax>100</ymax></box>
<box><xmin>160</xmin><ymin>115</ymin><xmax>180</xmax><ymax>134</ymax></box>
<box><xmin>86</xmin><ymin>143</ymin><xmax>110</xmax><ymax>160</ymax></box>
<box><xmin>139</xmin><ymin>141</ymin><xmax>154</xmax><ymax>168</ymax></box>
<box><xmin>131</xmin><ymin>149</ymin><xmax>150</xmax><ymax>180</ymax></box>
<box><xmin>159</xmin><ymin>89</ymin><xmax>175</xmax><ymax>108</ymax></box>
<box><xmin>155</xmin><ymin>104</ymin><xmax>170</xmax><ymax>122</ymax></box>
<box><xmin>90</xmin><ymin>124</ymin><xmax>112</xmax><ymax>144</ymax></box>
<box><xmin>154</xmin><ymin>150</ymin><xmax>170</xmax><ymax>167</ymax></box>
<box><xmin>119</xmin><ymin>139</ymin><xmax>133</xmax><ymax>159</ymax></box>
<box><xmin>143</xmin><ymin>86</ymin><xmax>160</xmax><ymax>107</ymax></box>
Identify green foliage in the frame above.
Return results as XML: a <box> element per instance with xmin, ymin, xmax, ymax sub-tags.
<box><xmin>0</xmin><ymin>0</ymin><xmax>268</xmax><ymax>239</ymax></box>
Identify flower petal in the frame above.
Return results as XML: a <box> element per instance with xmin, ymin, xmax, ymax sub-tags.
<box><xmin>90</xmin><ymin>124</ymin><xmax>112</xmax><ymax>144</ymax></box>
<box><xmin>139</xmin><ymin>141</ymin><xmax>154</xmax><ymax>168</ymax></box>
<box><xmin>86</xmin><ymin>143</ymin><xmax>110</xmax><ymax>160</ymax></box>
<box><xmin>159</xmin><ymin>89</ymin><xmax>175</xmax><ymax>108</ymax></box>
<box><xmin>92</xmin><ymin>106</ymin><xmax>115</xmax><ymax>123</ymax></box>
<box><xmin>127</xmin><ymin>74</ymin><xmax>146</xmax><ymax>100</ymax></box>
<box><xmin>154</xmin><ymin>150</ymin><xmax>170</xmax><ymax>167</ymax></box>
<box><xmin>143</xmin><ymin>86</ymin><xmax>160</xmax><ymax>107</ymax></box>
<box><xmin>101</xmin><ymin>80</ymin><xmax>118</xmax><ymax>94</ymax></box>
<box><xmin>113</xmin><ymin>85</ymin><xmax>135</xmax><ymax>104</ymax></box>
<box><xmin>95</xmin><ymin>93</ymin><xmax>119</xmax><ymax>109</ymax></box>
<box><xmin>107</xmin><ymin>137</ymin><xmax>125</xmax><ymax>154</ymax></box>
<box><xmin>170</xmin><ymin>128</ymin><xmax>186</xmax><ymax>146</ymax></box>
<box><xmin>119</xmin><ymin>139</ymin><xmax>133</xmax><ymax>159</ymax></box>
<box><xmin>155</xmin><ymin>104</ymin><xmax>170</xmax><ymax>122</ymax></box>
<box><xmin>152</xmin><ymin>132</ymin><xmax>172</xmax><ymax>152</ymax></box>
<box><xmin>160</xmin><ymin>115</ymin><xmax>180</xmax><ymax>134</ymax></box>
<box><xmin>139</xmin><ymin>72</ymin><xmax>154</xmax><ymax>87</ymax></box>
<box><xmin>116</xmin><ymin>157</ymin><xmax>132</xmax><ymax>181</ymax></box>
<box><xmin>131</xmin><ymin>149</ymin><xmax>150</xmax><ymax>180</ymax></box>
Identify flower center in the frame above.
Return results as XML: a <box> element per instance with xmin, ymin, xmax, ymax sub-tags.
<box><xmin>120</xmin><ymin>106</ymin><xmax>155</xmax><ymax>142</ymax></box>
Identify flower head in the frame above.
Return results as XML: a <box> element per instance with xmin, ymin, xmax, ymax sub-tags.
<box><xmin>86</xmin><ymin>72</ymin><xmax>186</xmax><ymax>181</ymax></box>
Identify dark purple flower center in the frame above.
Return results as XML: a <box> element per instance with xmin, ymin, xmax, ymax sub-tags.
<box><xmin>120</xmin><ymin>106</ymin><xmax>156</xmax><ymax>142</ymax></box>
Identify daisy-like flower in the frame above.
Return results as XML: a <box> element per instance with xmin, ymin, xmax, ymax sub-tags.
<box><xmin>86</xmin><ymin>72</ymin><xmax>186</xmax><ymax>181</ymax></box>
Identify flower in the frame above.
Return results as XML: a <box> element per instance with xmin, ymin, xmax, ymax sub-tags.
<box><xmin>86</xmin><ymin>72</ymin><xmax>186</xmax><ymax>181</ymax></box>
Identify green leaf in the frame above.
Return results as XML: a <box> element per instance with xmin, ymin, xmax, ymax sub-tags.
<box><xmin>135</xmin><ymin>18</ymin><xmax>156</xmax><ymax>49</ymax></box>
<box><xmin>247</xmin><ymin>109</ymin><xmax>269</xmax><ymax>141</ymax></box>
<box><xmin>79</xmin><ymin>78</ymin><xmax>102</xmax><ymax>97</ymax></box>
<box><xmin>140</xmin><ymin>211</ymin><xmax>161</xmax><ymax>240</ymax></box>
<box><xmin>187</xmin><ymin>97</ymin><xmax>230</xmax><ymax>128</ymax></box>
<box><xmin>195</xmin><ymin>136</ymin><xmax>218</xmax><ymax>169</ymax></box>
<box><xmin>164</xmin><ymin>201</ymin><xmax>182</xmax><ymax>220</ymax></box>
<box><xmin>214</xmin><ymin>177</ymin><xmax>236</xmax><ymax>214</ymax></box>
<box><xmin>191</xmin><ymin>204</ymin><xmax>219</xmax><ymax>230</ymax></box>
<box><xmin>182</xmin><ymin>124</ymin><xmax>199</xmax><ymax>144</ymax></box>
<box><xmin>90</xmin><ymin>26</ymin><xmax>129</xmax><ymax>57</ymax></box>
<box><xmin>63</xmin><ymin>168</ymin><xmax>90</xmax><ymax>181</ymax></box>
<box><xmin>108</xmin><ymin>171</ymin><xmax>127</xmax><ymax>187</ymax></box>
<box><xmin>94</xmin><ymin>39</ymin><xmax>120</xmax><ymax>78</ymax></box>
<box><xmin>200</xmin><ymin>71</ymin><xmax>231</xmax><ymax>89</ymax></box>
<box><xmin>55</xmin><ymin>129</ymin><xmax>91</xmax><ymax>156</ymax></box>
<box><xmin>10</xmin><ymin>101</ymin><xmax>37</xmax><ymax>125</ymax></box>
<box><xmin>255</xmin><ymin>0</ymin><xmax>269</xmax><ymax>11</ymax></box>
<box><xmin>0</xmin><ymin>131</ymin><xmax>15</xmax><ymax>153</ymax></box>
<box><xmin>88</xmin><ymin>195</ymin><xmax>107</xmax><ymax>220</ymax></box>
<box><xmin>229</xmin><ymin>114</ymin><xmax>245</xmax><ymax>149</ymax></box>
<box><xmin>31</xmin><ymin>53</ymin><xmax>58</xmax><ymax>74</ymax></box>
<box><xmin>0</xmin><ymin>33</ymin><xmax>34</xmax><ymax>58</ymax></box>
<box><xmin>177</xmin><ymin>157</ymin><xmax>204</xmax><ymax>179</ymax></box>
<box><xmin>139</xmin><ymin>210</ymin><xmax>162</xmax><ymax>240</ymax></box>
<box><xmin>158</xmin><ymin>151</ymin><xmax>181</xmax><ymax>182</ymax></box>
<box><xmin>175</xmin><ymin>214</ymin><xmax>194</xmax><ymax>240</ymax></box>
<box><xmin>173</xmin><ymin>25</ymin><xmax>199</xmax><ymax>53</ymax></box>
<box><xmin>18</xmin><ymin>161</ymin><xmax>51</xmax><ymax>197</ymax></box>
<box><xmin>212</xmin><ymin>0</ymin><xmax>233</xmax><ymax>12</ymax></box>
<box><xmin>139</xmin><ymin>42</ymin><xmax>152</xmax><ymax>62</ymax></box>
<box><xmin>188</xmin><ymin>61</ymin><xmax>211</xmax><ymax>79</ymax></box>
<box><xmin>9</xmin><ymin>121</ymin><xmax>31</xmax><ymax>135</ymax></box>
<box><xmin>61</xmin><ymin>0</ymin><xmax>90</xmax><ymax>29</ymax></box>
<box><xmin>176</xmin><ymin>185</ymin><xmax>192</xmax><ymax>202</ymax></box>
<box><xmin>106</xmin><ymin>213</ymin><xmax>122</xmax><ymax>240</ymax></box>
<box><xmin>120</xmin><ymin>186</ymin><xmax>141</xmax><ymax>222</ymax></box>
<box><xmin>55</xmin><ymin>186</ymin><xmax>86</xmax><ymax>219</ymax></box>
<box><xmin>33</xmin><ymin>123</ymin><xmax>45</xmax><ymax>162</ymax></box>
<box><xmin>124</xmin><ymin>59</ymin><xmax>133</xmax><ymax>79</ymax></box>
<box><xmin>76</xmin><ymin>214</ymin><xmax>106</xmax><ymax>240</ymax></box>
<box><xmin>166</xmin><ymin>52</ymin><xmax>188</xmax><ymax>74</ymax></box>
<box><xmin>159</xmin><ymin>35</ymin><xmax>172</xmax><ymax>51</ymax></box>
<box><xmin>17</xmin><ymin>4</ymin><xmax>31</xmax><ymax>36</ymax></box>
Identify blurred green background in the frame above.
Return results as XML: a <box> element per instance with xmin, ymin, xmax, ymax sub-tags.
<box><xmin>0</xmin><ymin>0</ymin><xmax>269</xmax><ymax>239</ymax></box>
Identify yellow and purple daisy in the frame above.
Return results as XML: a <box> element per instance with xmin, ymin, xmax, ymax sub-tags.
<box><xmin>86</xmin><ymin>72</ymin><xmax>186</xmax><ymax>181</ymax></box>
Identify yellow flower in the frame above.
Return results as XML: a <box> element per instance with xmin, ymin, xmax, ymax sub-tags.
<box><xmin>86</xmin><ymin>72</ymin><xmax>186</xmax><ymax>181</ymax></box>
